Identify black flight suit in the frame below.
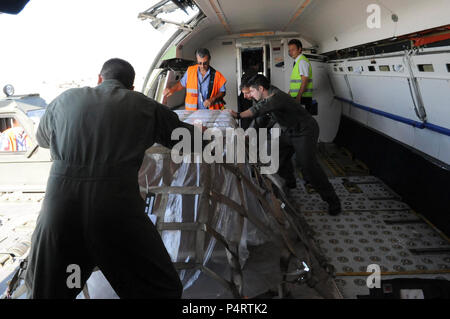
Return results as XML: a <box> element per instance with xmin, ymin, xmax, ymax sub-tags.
<box><xmin>249</xmin><ymin>86</ymin><xmax>340</xmax><ymax>209</ymax></box>
<box><xmin>25</xmin><ymin>79</ymin><xmax>195</xmax><ymax>298</ymax></box>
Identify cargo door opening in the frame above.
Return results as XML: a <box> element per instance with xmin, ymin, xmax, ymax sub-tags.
<box><xmin>237</xmin><ymin>44</ymin><xmax>271</xmax><ymax>90</ymax></box>
<box><xmin>236</xmin><ymin>44</ymin><xmax>271</xmax><ymax>129</ymax></box>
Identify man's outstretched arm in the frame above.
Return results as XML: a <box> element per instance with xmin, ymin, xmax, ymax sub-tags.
<box><xmin>163</xmin><ymin>71</ymin><xmax>188</xmax><ymax>98</ymax></box>
<box><xmin>225</xmin><ymin>108</ymin><xmax>254</xmax><ymax>119</ymax></box>
<box><xmin>163</xmin><ymin>82</ymin><xmax>184</xmax><ymax>98</ymax></box>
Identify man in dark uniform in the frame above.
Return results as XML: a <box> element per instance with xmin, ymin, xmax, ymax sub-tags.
<box><xmin>238</xmin><ymin>73</ymin><xmax>275</xmax><ymax>131</ymax></box>
<box><xmin>238</xmin><ymin>60</ymin><xmax>260</xmax><ymax>130</ymax></box>
<box><xmin>226</xmin><ymin>75</ymin><xmax>341</xmax><ymax>216</ymax></box>
<box><xmin>237</xmin><ymin>74</ymin><xmax>255</xmax><ymax>130</ymax></box>
<box><xmin>25</xmin><ymin>58</ymin><xmax>197</xmax><ymax>298</ymax></box>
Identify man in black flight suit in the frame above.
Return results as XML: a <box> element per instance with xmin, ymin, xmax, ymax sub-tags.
<box><xmin>226</xmin><ymin>75</ymin><xmax>341</xmax><ymax>216</ymax></box>
<box><xmin>25</xmin><ymin>58</ymin><xmax>198</xmax><ymax>298</ymax></box>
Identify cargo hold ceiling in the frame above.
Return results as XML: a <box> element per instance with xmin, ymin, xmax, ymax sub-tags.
<box><xmin>194</xmin><ymin>0</ymin><xmax>450</xmax><ymax>53</ymax></box>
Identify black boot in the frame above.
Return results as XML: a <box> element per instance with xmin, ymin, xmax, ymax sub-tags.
<box><xmin>327</xmin><ymin>198</ymin><xmax>341</xmax><ymax>216</ymax></box>
<box><xmin>286</xmin><ymin>180</ymin><xmax>297</xmax><ymax>189</ymax></box>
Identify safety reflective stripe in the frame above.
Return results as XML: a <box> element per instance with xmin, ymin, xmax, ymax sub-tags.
<box><xmin>185</xmin><ymin>66</ymin><xmax>200</xmax><ymax>110</ymax></box>
<box><xmin>185</xmin><ymin>103</ymin><xmax>198</xmax><ymax>110</ymax></box>
<box><xmin>207</xmin><ymin>69</ymin><xmax>226</xmax><ymax>110</ymax></box>
<box><xmin>290</xmin><ymin>55</ymin><xmax>313</xmax><ymax>98</ymax></box>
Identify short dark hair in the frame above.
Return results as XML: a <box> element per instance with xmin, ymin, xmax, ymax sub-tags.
<box><xmin>288</xmin><ymin>39</ymin><xmax>303</xmax><ymax>50</ymax></box>
<box><xmin>195</xmin><ymin>48</ymin><xmax>211</xmax><ymax>60</ymax></box>
<box><xmin>247</xmin><ymin>74</ymin><xmax>270</xmax><ymax>90</ymax></box>
<box><xmin>100</xmin><ymin>58</ymin><xmax>135</xmax><ymax>89</ymax></box>
<box><xmin>240</xmin><ymin>74</ymin><xmax>252</xmax><ymax>90</ymax></box>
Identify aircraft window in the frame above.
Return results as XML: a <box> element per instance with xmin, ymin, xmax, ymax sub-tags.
<box><xmin>339</xmin><ymin>67</ymin><xmax>344</xmax><ymax>72</ymax></box>
<box><xmin>418</xmin><ymin>64</ymin><xmax>434</xmax><ymax>72</ymax></box>
<box><xmin>0</xmin><ymin>117</ymin><xmax>30</xmax><ymax>153</ymax></box>
<box><xmin>348</xmin><ymin>67</ymin><xmax>353</xmax><ymax>72</ymax></box>
<box><xmin>447</xmin><ymin>64</ymin><xmax>450</xmax><ymax>72</ymax></box>
<box><xmin>334</xmin><ymin>68</ymin><xmax>338</xmax><ymax>72</ymax></box>
<box><xmin>368</xmin><ymin>66</ymin><xmax>376</xmax><ymax>72</ymax></box>
<box><xmin>379</xmin><ymin>65</ymin><xmax>390</xmax><ymax>72</ymax></box>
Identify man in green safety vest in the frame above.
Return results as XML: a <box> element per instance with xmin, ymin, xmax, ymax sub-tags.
<box><xmin>288</xmin><ymin>39</ymin><xmax>315</xmax><ymax>115</ymax></box>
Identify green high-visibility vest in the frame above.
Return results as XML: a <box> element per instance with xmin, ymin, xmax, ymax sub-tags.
<box><xmin>290</xmin><ymin>55</ymin><xmax>313</xmax><ymax>98</ymax></box>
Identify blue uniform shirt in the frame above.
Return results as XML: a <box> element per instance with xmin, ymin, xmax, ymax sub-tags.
<box><xmin>180</xmin><ymin>68</ymin><xmax>226</xmax><ymax>109</ymax></box>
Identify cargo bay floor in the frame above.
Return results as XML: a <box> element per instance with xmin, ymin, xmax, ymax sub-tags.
<box><xmin>286</xmin><ymin>143</ymin><xmax>450</xmax><ymax>298</ymax></box>
<box><xmin>1</xmin><ymin>143</ymin><xmax>449</xmax><ymax>299</ymax></box>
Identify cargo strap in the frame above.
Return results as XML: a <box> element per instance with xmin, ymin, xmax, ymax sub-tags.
<box><xmin>222</xmin><ymin>164</ymin><xmax>300</xmax><ymax>259</ymax></box>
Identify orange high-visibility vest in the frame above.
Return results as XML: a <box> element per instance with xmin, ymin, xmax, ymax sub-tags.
<box><xmin>185</xmin><ymin>65</ymin><xmax>226</xmax><ymax>110</ymax></box>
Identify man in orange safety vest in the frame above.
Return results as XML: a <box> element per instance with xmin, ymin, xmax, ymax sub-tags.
<box><xmin>163</xmin><ymin>48</ymin><xmax>227</xmax><ymax>110</ymax></box>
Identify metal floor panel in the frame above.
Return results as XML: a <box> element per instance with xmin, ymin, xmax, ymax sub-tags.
<box><xmin>288</xmin><ymin>143</ymin><xmax>450</xmax><ymax>299</ymax></box>
<box><xmin>304</xmin><ymin>210</ymin><xmax>450</xmax><ymax>272</ymax></box>
<box><xmin>290</xmin><ymin>177</ymin><xmax>409</xmax><ymax>213</ymax></box>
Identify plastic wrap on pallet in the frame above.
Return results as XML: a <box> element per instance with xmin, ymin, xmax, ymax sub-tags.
<box><xmin>78</xmin><ymin>110</ymin><xmax>278</xmax><ymax>298</ymax></box>
<box><xmin>137</xmin><ymin>111</ymin><xmax>273</xmax><ymax>288</ymax></box>
<box><xmin>176</xmin><ymin>110</ymin><xmax>237</xmax><ymax>131</ymax></box>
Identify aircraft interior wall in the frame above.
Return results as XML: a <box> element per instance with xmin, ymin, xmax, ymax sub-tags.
<box><xmin>168</xmin><ymin>25</ymin><xmax>449</xmax><ymax>159</ymax></box>
<box><xmin>329</xmin><ymin>46</ymin><xmax>450</xmax><ymax>166</ymax></box>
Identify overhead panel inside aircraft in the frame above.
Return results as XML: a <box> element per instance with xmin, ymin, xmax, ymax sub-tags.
<box><xmin>196</xmin><ymin>0</ymin><xmax>450</xmax><ymax>54</ymax></box>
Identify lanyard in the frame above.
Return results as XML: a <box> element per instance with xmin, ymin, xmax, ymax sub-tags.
<box><xmin>198</xmin><ymin>71</ymin><xmax>209</xmax><ymax>102</ymax></box>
